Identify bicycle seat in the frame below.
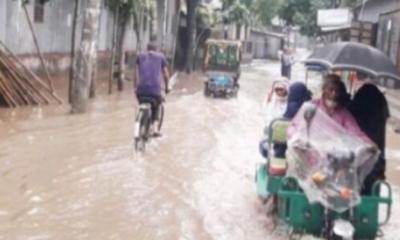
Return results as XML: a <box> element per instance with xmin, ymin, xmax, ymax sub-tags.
<box><xmin>139</xmin><ymin>102</ymin><xmax>152</xmax><ymax>110</ymax></box>
<box><xmin>138</xmin><ymin>97</ymin><xmax>160</xmax><ymax>107</ymax></box>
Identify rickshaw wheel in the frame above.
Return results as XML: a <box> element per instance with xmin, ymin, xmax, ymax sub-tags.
<box><xmin>288</xmin><ymin>229</ymin><xmax>303</xmax><ymax>240</ymax></box>
<box><xmin>232</xmin><ymin>89</ymin><xmax>238</xmax><ymax>98</ymax></box>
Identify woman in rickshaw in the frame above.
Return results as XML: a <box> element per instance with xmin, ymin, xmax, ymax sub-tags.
<box><xmin>259</xmin><ymin>81</ymin><xmax>311</xmax><ymax>158</ymax></box>
<box><xmin>262</xmin><ymin>80</ymin><xmax>289</xmax><ymax>129</ymax></box>
<box><xmin>288</xmin><ymin>74</ymin><xmax>373</xmax><ymax>145</ymax></box>
<box><xmin>349</xmin><ymin>71</ymin><xmax>390</xmax><ymax>195</ymax></box>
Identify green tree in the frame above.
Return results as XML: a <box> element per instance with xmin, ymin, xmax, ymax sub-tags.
<box><xmin>185</xmin><ymin>0</ymin><xmax>200</xmax><ymax>73</ymax></box>
<box><xmin>226</xmin><ymin>1</ymin><xmax>250</xmax><ymax>39</ymax></box>
<box><xmin>252</xmin><ymin>0</ymin><xmax>281</xmax><ymax>25</ymax></box>
<box><xmin>105</xmin><ymin>0</ymin><xmax>154</xmax><ymax>92</ymax></box>
<box><xmin>278</xmin><ymin>0</ymin><xmax>331</xmax><ymax>35</ymax></box>
<box><xmin>220</xmin><ymin>0</ymin><xmax>280</xmax><ymax>39</ymax></box>
<box><xmin>71</xmin><ymin>0</ymin><xmax>102</xmax><ymax>113</ymax></box>
<box><xmin>105</xmin><ymin>0</ymin><xmax>134</xmax><ymax>92</ymax></box>
<box><xmin>278</xmin><ymin>0</ymin><xmax>363</xmax><ymax>36</ymax></box>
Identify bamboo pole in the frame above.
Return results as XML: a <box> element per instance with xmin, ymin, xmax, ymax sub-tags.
<box><xmin>0</xmin><ymin>51</ymin><xmax>45</xmax><ymax>105</ymax></box>
<box><xmin>0</xmin><ymin>76</ymin><xmax>17</xmax><ymax>107</ymax></box>
<box><xmin>0</xmin><ymin>40</ymin><xmax>63</xmax><ymax>103</ymax></box>
<box><xmin>0</xmin><ymin>51</ymin><xmax>42</xmax><ymax>105</ymax></box>
<box><xmin>22</xmin><ymin>3</ymin><xmax>55</xmax><ymax>93</ymax></box>
<box><xmin>0</xmin><ymin>80</ymin><xmax>17</xmax><ymax>107</ymax></box>
<box><xmin>1</xmin><ymin>49</ymin><xmax>51</xmax><ymax>104</ymax></box>
<box><xmin>11</xmin><ymin>63</ymin><xmax>50</xmax><ymax>104</ymax></box>
<box><xmin>0</xmin><ymin>66</ymin><xmax>25</xmax><ymax>105</ymax></box>
<box><xmin>0</xmin><ymin>61</ymin><xmax>25</xmax><ymax>105</ymax></box>
<box><xmin>0</xmin><ymin>57</ymin><xmax>31</xmax><ymax>104</ymax></box>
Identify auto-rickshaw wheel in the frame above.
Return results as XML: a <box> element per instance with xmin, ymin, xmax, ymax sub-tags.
<box><xmin>204</xmin><ymin>83</ymin><xmax>210</xmax><ymax>97</ymax></box>
<box><xmin>232</xmin><ymin>88</ymin><xmax>238</xmax><ymax>98</ymax></box>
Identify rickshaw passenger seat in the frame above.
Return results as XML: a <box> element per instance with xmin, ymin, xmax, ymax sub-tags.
<box><xmin>268</xmin><ymin>119</ymin><xmax>290</xmax><ymax>176</ymax></box>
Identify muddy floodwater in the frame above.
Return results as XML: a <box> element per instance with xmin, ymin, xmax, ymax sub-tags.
<box><xmin>0</xmin><ymin>61</ymin><xmax>399</xmax><ymax>240</ymax></box>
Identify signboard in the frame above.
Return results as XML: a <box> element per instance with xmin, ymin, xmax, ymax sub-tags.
<box><xmin>317</xmin><ymin>9</ymin><xmax>352</xmax><ymax>27</ymax></box>
<box><xmin>201</xmin><ymin>0</ymin><xmax>222</xmax><ymax>9</ymax></box>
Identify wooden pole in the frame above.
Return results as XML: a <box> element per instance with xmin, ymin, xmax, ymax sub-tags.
<box><xmin>22</xmin><ymin>3</ymin><xmax>55</xmax><ymax>93</ymax></box>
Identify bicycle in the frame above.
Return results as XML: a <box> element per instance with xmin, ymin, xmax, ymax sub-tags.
<box><xmin>134</xmin><ymin>97</ymin><xmax>164</xmax><ymax>152</ymax></box>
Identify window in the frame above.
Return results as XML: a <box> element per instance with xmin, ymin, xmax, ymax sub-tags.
<box><xmin>34</xmin><ymin>0</ymin><xmax>45</xmax><ymax>23</ymax></box>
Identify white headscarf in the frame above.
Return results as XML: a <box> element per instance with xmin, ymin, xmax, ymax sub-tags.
<box><xmin>264</xmin><ymin>81</ymin><xmax>288</xmax><ymax>127</ymax></box>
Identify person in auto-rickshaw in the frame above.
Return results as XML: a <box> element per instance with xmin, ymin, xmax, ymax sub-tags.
<box><xmin>349</xmin><ymin>72</ymin><xmax>390</xmax><ymax>195</ymax></box>
<box><xmin>288</xmin><ymin>74</ymin><xmax>373</xmax><ymax>145</ymax></box>
<box><xmin>284</xmin><ymin>82</ymin><xmax>312</xmax><ymax>119</ymax></box>
<box><xmin>263</xmin><ymin>80</ymin><xmax>289</xmax><ymax>129</ymax></box>
<box><xmin>273</xmin><ymin>82</ymin><xmax>312</xmax><ymax>158</ymax></box>
<box><xmin>259</xmin><ymin>81</ymin><xmax>311</xmax><ymax>159</ymax></box>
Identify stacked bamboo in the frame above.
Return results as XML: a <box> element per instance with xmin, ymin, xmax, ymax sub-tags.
<box><xmin>0</xmin><ymin>42</ymin><xmax>62</xmax><ymax>108</ymax></box>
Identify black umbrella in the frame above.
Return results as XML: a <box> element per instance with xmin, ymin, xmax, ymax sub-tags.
<box><xmin>305</xmin><ymin>42</ymin><xmax>400</xmax><ymax>83</ymax></box>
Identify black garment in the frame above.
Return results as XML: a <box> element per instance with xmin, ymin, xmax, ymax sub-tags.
<box><xmin>349</xmin><ymin>84</ymin><xmax>390</xmax><ymax>194</ymax></box>
<box><xmin>137</xmin><ymin>94</ymin><xmax>163</xmax><ymax>123</ymax></box>
<box><xmin>281</xmin><ymin>64</ymin><xmax>291</xmax><ymax>79</ymax></box>
<box><xmin>274</xmin><ymin>82</ymin><xmax>311</xmax><ymax>159</ymax></box>
<box><xmin>284</xmin><ymin>82</ymin><xmax>312</xmax><ymax>119</ymax></box>
<box><xmin>281</xmin><ymin>54</ymin><xmax>292</xmax><ymax>79</ymax></box>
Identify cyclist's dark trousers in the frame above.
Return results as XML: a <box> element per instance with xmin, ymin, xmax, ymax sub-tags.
<box><xmin>137</xmin><ymin>94</ymin><xmax>163</xmax><ymax>123</ymax></box>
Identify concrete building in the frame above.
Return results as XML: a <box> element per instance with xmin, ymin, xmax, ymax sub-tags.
<box><xmin>0</xmin><ymin>0</ymin><xmax>179</xmax><ymax>71</ymax></box>
<box><xmin>248</xmin><ymin>30</ymin><xmax>283</xmax><ymax>60</ymax></box>
<box><xmin>354</xmin><ymin>0</ymin><xmax>400</xmax><ymax>84</ymax></box>
<box><xmin>353</xmin><ymin>0</ymin><xmax>400</xmax><ymax>120</ymax></box>
<box><xmin>355</xmin><ymin>0</ymin><xmax>400</xmax><ymax>23</ymax></box>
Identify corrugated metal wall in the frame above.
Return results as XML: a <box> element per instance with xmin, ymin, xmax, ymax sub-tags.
<box><xmin>358</xmin><ymin>0</ymin><xmax>400</xmax><ymax>23</ymax></box>
<box><xmin>378</xmin><ymin>10</ymin><xmax>400</xmax><ymax>66</ymax></box>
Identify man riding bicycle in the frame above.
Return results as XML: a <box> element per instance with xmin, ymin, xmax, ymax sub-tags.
<box><xmin>134</xmin><ymin>42</ymin><xmax>170</xmax><ymax>137</ymax></box>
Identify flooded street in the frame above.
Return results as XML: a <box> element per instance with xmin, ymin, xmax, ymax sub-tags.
<box><xmin>0</xmin><ymin>61</ymin><xmax>399</xmax><ymax>240</ymax></box>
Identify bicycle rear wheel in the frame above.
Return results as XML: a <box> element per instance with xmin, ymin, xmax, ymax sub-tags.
<box><xmin>134</xmin><ymin>109</ymin><xmax>150</xmax><ymax>151</ymax></box>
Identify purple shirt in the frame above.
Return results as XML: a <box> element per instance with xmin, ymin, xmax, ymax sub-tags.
<box><xmin>136</xmin><ymin>52</ymin><xmax>167</xmax><ymax>96</ymax></box>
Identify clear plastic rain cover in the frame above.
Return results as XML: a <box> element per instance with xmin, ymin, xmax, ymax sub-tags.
<box><xmin>287</xmin><ymin>103</ymin><xmax>380</xmax><ymax>212</ymax></box>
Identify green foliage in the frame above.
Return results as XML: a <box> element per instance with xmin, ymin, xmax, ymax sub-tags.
<box><xmin>104</xmin><ymin>0</ymin><xmax>154</xmax><ymax>17</ymax></box>
<box><xmin>197</xmin><ymin>4</ymin><xmax>223</xmax><ymax>28</ymax></box>
<box><xmin>221</xmin><ymin>0</ymin><xmax>280</xmax><ymax>26</ymax></box>
<box><xmin>253</xmin><ymin>0</ymin><xmax>281</xmax><ymax>25</ymax></box>
<box><xmin>278</xmin><ymin>0</ymin><xmax>333</xmax><ymax>35</ymax></box>
<box><xmin>278</xmin><ymin>0</ymin><xmax>364</xmax><ymax>36</ymax></box>
<box><xmin>225</xmin><ymin>1</ymin><xmax>250</xmax><ymax>25</ymax></box>
<box><xmin>344</xmin><ymin>0</ymin><xmax>363</xmax><ymax>7</ymax></box>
